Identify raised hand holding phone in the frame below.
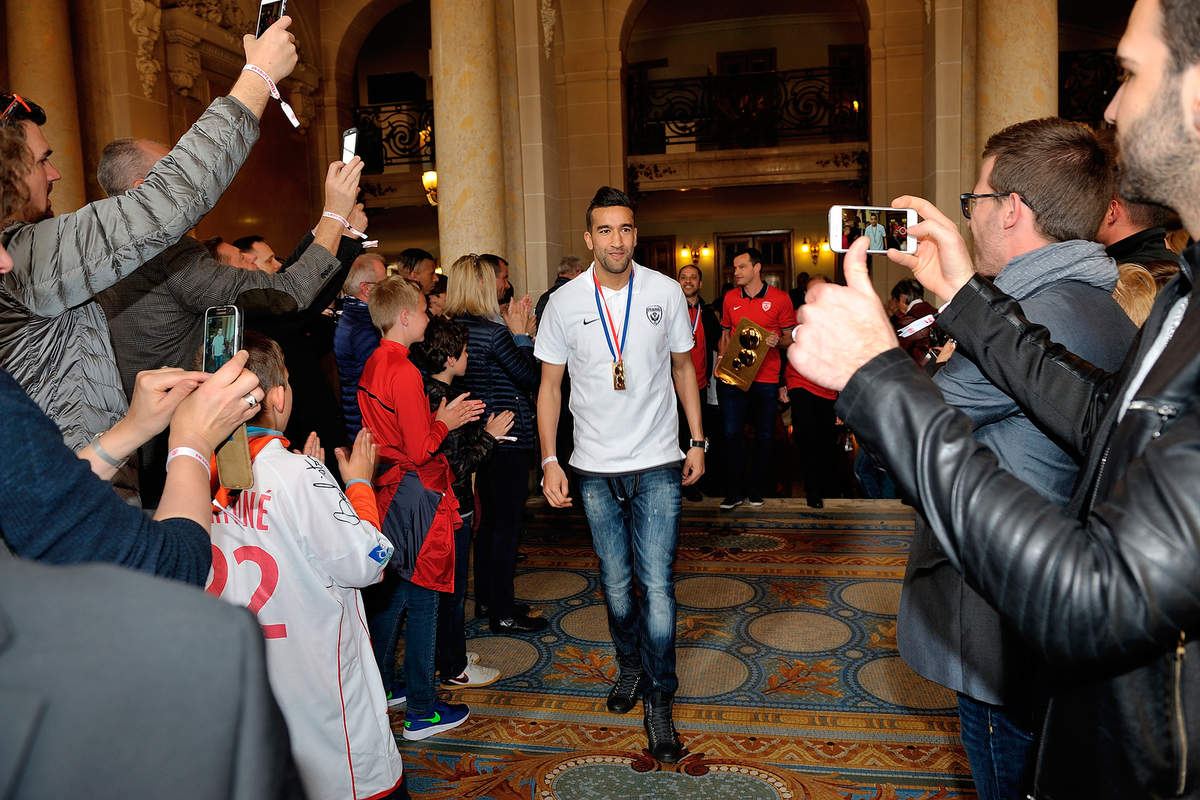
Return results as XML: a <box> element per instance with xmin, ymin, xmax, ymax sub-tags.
<box><xmin>886</xmin><ymin>195</ymin><xmax>977</xmax><ymax>301</ymax></box>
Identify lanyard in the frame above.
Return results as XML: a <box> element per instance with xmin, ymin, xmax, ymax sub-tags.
<box><xmin>688</xmin><ymin>303</ymin><xmax>701</xmax><ymax>338</ymax></box>
<box><xmin>593</xmin><ymin>268</ymin><xmax>634</xmax><ymax>363</ymax></box>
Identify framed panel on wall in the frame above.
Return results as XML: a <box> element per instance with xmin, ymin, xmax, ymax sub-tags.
<box><xmin>634</xmin><ymin>235</ymin><xmax>677</xmax><ymax>277</ymax></box>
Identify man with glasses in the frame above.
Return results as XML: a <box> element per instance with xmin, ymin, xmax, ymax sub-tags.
<box><xmin>897</xmin><ymin>117</ymin><xmax>1136</xmax><ymax>800</ymax></box>
<box><xmin>0</xmin><ymin>19</ymin><xmax>299</xmax><ymax>499</ymax></box>
<box><xmin>789</xmin><ymin>0</ymin><xmax>1200</xmax><ymax>791</ymax></box>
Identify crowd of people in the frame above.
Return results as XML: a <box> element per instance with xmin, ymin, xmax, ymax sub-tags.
<box><xmin>3</xmin><ymin>0</ymin><xmax>1200</xmax><ymax>798</ymax></box>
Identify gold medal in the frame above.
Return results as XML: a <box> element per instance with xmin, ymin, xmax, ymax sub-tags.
<box><xmin>613</xmin><ymin>360</ymin><xmax>626</xmax><ymax>390</ymax></box>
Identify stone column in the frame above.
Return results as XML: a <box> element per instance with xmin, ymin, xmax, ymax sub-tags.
<box><xmin>430</xmin><ymin>0</ymin><xmax>507</xmax><ymax>263</ymax></box>
<box><xmin>975</xmin><ymin>0</ymin><xmax>1057</xmax><ymax>154</ymax></box>
<box><xmin>6</xmin><ymin>0</ymin><xmax>88</xmax><ymax>213</ymax></box>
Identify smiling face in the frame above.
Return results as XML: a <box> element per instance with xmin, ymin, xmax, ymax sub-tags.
<box><xmin>584</xmin><ymin>205</ymin><xmax>637</xmax><ymax>275</ymax></box>
<box><xmin>677</xmin><ymin>264</ymin><xmax>702</xmax><ymax>299</ymax></box>
<box><xmin>18</xmin><ymin>122</ymin><xmax>60</xmax><ymax>222</ymax></box>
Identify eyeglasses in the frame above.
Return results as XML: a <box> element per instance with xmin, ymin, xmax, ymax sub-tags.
<box><xmin>960</xmin><ymin>192</ymin><xmax>1035</xmax><ymax>220</ymax></box>
<box><xmin>0</xmin><ymin>94</ymin><xmax>30</xmax><ymax>124</ymax></box>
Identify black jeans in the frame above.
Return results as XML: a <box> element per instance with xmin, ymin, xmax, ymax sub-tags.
<box><xmin>788</xmin><ymin>387</ymin><xmax>838</xmax><ymax>501</ymax></box>
<box><xmin>718</xmin><ymin>380</ymin><xmax>778</xmax><ymax>497</ymax></box>
<box><xmin>474</xmin><ymin>448</ymin><xmax>531</xmax><ymax>620</ymax></box>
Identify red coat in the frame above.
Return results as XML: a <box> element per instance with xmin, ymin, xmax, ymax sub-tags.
<box><xmin>357</xmin><ymin>340</ymin><xmax>458</xmax><ymax>591</ymax></box>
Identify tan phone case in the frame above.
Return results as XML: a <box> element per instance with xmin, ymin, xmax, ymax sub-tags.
<box><xmin>215</xmin><ymin>424</ymin><xmax>254</xmax><ymax>489</ymax></box>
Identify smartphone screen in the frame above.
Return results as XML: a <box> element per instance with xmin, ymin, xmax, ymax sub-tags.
<box><xmin>256</xmin><ymin>0</ymin><xmax>286</xmax><ymax>37</ymax></box>
<box><xmin>829</xmin><ymin>205</ymin><xmax>917</xmax><ymax>254</ymax></box>
<box><xmin>341</xmin><ymin>128</ymin><xmax>358</xmax><ymax>163</ymax></box>
<box><xmin>204</xmin><ymin>306</ymin><xmax>242</xmax><ymax>373</ymax></box>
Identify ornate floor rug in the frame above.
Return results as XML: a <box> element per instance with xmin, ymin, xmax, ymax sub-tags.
<box><xmin>393</xmin><ymin>498</ymin><xmax>976</xmax><ymax>799</ymax></box>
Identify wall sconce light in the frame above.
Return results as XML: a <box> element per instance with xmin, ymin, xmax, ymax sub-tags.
<box><xmin>679</xmin><ymin>241</ymin><xmax>711</xmax><ymax>262</ymax></box>
<box><xmin>421</xmin><ymin>170</ymin><xmax>438</xmax><ymax>206</ymax></box>
<box><xmin>800</xmin><ymin>237</ymin><xmax>830</xmax><ymax>266</ymax></box>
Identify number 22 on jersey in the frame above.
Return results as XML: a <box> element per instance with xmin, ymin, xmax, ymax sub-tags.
<box><xmin>205</xmin><ymin>544</ymin><xmax>288</xmax><ymax>639</ymax></box>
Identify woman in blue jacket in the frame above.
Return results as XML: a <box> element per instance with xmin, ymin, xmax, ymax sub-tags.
<box><xmin>445</xmin><ymin>253</ymin><xmax>546</xmax><ymax>633</ymax></box>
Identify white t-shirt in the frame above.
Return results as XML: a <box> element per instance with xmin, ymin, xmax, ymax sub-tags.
<box><xmin>207</xmin><ymin>439</ymin><xmax>404</xmax><ymax>800</ymax></box>
<box><xmin>536</xmin><ymin>263</ymin><xmax>693</xmax><ymax>474</ymax></box>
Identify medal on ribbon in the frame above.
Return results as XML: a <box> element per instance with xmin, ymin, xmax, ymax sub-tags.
<box><xmin>593</xmin><ymin>268</ymin><xmax>634</xmax><ymax>391</ymax></box>
<box><xmin>688</xmin><ymin>303</ymin><xmax>701</xmax><ymax>346</ymax></box>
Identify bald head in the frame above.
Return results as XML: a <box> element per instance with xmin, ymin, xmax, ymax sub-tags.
<box><xmin>97</xmin><ymin>138</ymin><xmax>170</xmax><ymax>196</ymax></box>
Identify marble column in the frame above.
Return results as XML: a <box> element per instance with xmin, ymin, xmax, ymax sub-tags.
<box><xmin>975</xmin><ymin>0</ymin><xmax>1057</xmax><ymax>154</ymax></box>
<box><xmin>6</xmin><ymin>0</ymin><xmax>88</xmax><ymax>213</ymax></box>
<box><xmin>430</xmin><ymin>0</ymin><xmax>507</xmax><ymax>264</ymax></box>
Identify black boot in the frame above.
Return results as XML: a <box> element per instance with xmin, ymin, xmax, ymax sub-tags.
<box><xmin>606</xmin><ymin>668</ymin><xmax>647</xmax><ymax>714</ymax></box>
<box><xmin>475</xmin><ymin>601</ymin><xmax>530</xmax><ymax>620</ymax></box>
<box><xmin>643</xmin><ymin>691</ymin><xmax>683</xmax><ymax>763</ymax></box>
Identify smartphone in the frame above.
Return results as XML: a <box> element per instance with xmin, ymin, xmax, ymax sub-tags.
<box><xmin>203</xmin><ymin>306</ymin><xmax>254</xmax><ymax>489</ymax></box>
<box><xmin>829</xmin><ymin>205</ymin><xmax>918</xmax><ymax>254</ymax></box>
<box><xmin>203</xmin><ymin>305</ymin><xmax>242</xmax><ymax>373</ymax></box>
<box><xmin>341</xmin><ymin>127</ymin><xmax>358</xmax><ymax>164</ymax></box>
<box><xmin>256</xmin><ymin>0</ymin><xmax>287</xmax><ymax>37</ymax></box>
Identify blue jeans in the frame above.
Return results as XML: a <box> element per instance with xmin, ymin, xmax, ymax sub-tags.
<box><xmin>364</xmin><ymin>573</ymin><xmax>439</xmax><ymax>716</ymax></box>
<box><xmin>956</xmin><ymin>693</ymin><xmax>1036</xmax><ymax>800</ymax></box>
<box><xmin>718</xmin><ymin>380</ymin><xmax>778</xmax><ymax>497</ymax></box>
<box><xmin>436</xmin><ymin>517</ymin><xmax>472</xmax><ymax>677</ymax></box>
<box><xmin>578</xmin><ymin>465</ymin><xmax>681</xmax><ymax>694</ymax></box>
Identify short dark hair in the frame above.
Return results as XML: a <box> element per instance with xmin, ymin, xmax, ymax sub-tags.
<box><xmin>478</xmin><ymin>253</ymin><xmax>507</xmax><ymax>275</ymax></box>
<box><xmin>409</xmin><ymin>317</ymin><xmax>468</xmax><ymax>374</ymax></box>
<box><xmin>0</xmin><ymin>92</ymin><xmax>47</xmax><ymax>129</ymax></box>
<box><xmin>202</xmin><ymin>236</ymin><xmax>224</xmax><ymax>258</ymax></box>
<box><xmin>1095</xmin><ymin>127</ymin><xmax>1178</xmax><ymax>230</ymax></box>
<box><xmin>241</xmin><ymin>331</ymin><xmax>288</xmax><ymax>396</ymax></box>
<box><xmin>891</xmin><ymin>278</ymin><xmax>925</xmax><ymax>304</ymax></box>
<box><xmin>585</xmin><ymin>186</ymin><xmax>635</xmax><ymax>230</ymax></box>
<box><xmin>982</xmin><ymin>117</ymin><xmax>1114</xmax><ymax>242</ymax></box>
<box><xmin>1161</xmin><ymin>0</ymin><xmax>1200</xmax><ymax>73</ymax></box>
<box><xmin>97</xmin><ymin>138</ymin><xmax>156</xmax><ymax>196</ymax></box>
<box><xmin>398</xmin><ymin>248</ymin><xmax>435</xmax><ymax>275</ymax></box>
<box><xmin>677</xmin><ymin>263</ymin><xmax>701</xmax><ymax>279</ymax></box>
<box><xmin>232</xmin><ymin>235</ymin><xmax>265</xmax><ymax>253</ymax></box>
<box><xmin>732</xmin><ymin>246</ymin><xmax>763</xmax><ymax>266</ymax></box>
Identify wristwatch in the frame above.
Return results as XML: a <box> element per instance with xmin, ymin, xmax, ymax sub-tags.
<box><xmin>688</xmin><ymin>438</ymin><xmax>709</xmax><ymax>453</ymax></box>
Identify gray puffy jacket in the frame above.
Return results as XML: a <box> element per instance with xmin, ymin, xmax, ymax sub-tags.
<box><xmin>0</xmin><ymin>96</ymin><xmax>260</xmax><ymax>458</ymax></box>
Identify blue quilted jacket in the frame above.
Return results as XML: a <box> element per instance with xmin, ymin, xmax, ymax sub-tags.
<box><xmin>333</xmin><ymin>298</ymin><xmax>380</xmax><ymax>439</ymax></box>
<box><xmin>451</xmin><ymin>314</ymin><xmax>537</xmax><ymax>451</ymax></box>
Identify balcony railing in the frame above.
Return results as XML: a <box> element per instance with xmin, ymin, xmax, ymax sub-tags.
<box><xmin>626</xmin><ymin>67</ymin><xmax>866</xmax><ymax>156</ymax></box>
<box><xmin>351</xmin><ymin>101</ymin><xmax>435</xmax><ymax>170</ymax></box>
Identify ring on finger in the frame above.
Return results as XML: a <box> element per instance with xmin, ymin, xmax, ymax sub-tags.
<box><xmin>243</xmin><ymin>393</ymin><xmax>259</xmax><ymax>409</ymax></box>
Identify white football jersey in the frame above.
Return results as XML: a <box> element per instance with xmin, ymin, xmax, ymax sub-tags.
<box><xmin>206</xmin><ymin>439</ymin><xmax>403</xmax><ymax>800</ymax></box>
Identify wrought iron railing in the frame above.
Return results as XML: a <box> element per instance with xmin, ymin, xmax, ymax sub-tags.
<box><xmin>351</xmin><ymin>101</ymin><xmax>435</xmax><ymax>170</ymax></box>
<box><xmin>626</xmin><ymin>67</ymin><xmax>866</xmax><ymax>155</ymax></box>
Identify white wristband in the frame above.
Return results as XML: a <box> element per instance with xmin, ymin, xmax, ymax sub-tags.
<box><xmin>321</xmin><ymin>210</ymin><xmax>367</xmax><ymax>239</ymax></box>
<box><xmin>167</xmin><ymin>447</ymin><xmax>211</xmax><ymax>478</ymax></box>
<box><xmin>241</xmin><ymin>64</ymin><xmax>300</xmax><ymax>128</ymax></box>
<box><xmin>541</xmin><ymin>456</ymin><xmax>558</xmax><ymax>468</ymax></box>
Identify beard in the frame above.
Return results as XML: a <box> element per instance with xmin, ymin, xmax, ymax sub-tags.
<box><xmin>1119</xmin><ymin>73</ymin><xmax>1197</xmax><ymax>210</ymax></box>
<box><xmin>596</xmin><ymin>249</ymin><xmax>631</xmax><ymax>275</ymax></box>
<box><xmin>22</xmin><ymin>198</ymin><xmax>52</xmax><ymax>223</ymax></box>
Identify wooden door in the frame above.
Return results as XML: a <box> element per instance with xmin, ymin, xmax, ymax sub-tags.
<box><xmin>716</xmin><ymin>230</ymin><xmax>794</xmax><ymax>293</ymax></box>
<box><xmin>634</xmin><ymin>235</ymin><xmax>676</xmax><ymax>278</ymax></box>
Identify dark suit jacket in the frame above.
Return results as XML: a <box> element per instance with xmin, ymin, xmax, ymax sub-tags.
<box><xmin>0</xmin><ymin>558</ymin><xmax>304</xmax><ymax>799</ymax></box>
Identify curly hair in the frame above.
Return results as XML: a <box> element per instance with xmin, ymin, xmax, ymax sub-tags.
<box><xmin>0</xmin><ymin>124</ymin><xmax>31</xmax><ymax>223</ymax></box>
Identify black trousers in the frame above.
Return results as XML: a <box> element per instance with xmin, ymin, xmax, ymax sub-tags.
<box><xmin>788</xmin><ymin>387</ymin><xmax>838</xmax><ymax>501</ymax></box>
<box><xmin>473</xmin><ymin>448</ymin><xmax>531</xmax><ymax>620</ymax></box>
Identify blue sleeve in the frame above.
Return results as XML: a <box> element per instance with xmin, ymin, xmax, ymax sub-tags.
<box><xmin>490</xmin><ymin>324</ymin><xmax>539</xmax><ymax>390</ymax></box>
<box><xmin>933</xmin><ymin>353</ymin><xmax>1017</xmax><ymax>428</ymax></box>
<box><xmin>0</xmin><ymin>371</ymin><xmax>211</xmax><ymax>585</ymax></box>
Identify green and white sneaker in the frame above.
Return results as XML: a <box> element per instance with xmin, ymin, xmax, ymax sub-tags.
<box><xmin>402</xmin><ymin>700</ymin><xmax>470</xmax><ymax>741</ymax></box>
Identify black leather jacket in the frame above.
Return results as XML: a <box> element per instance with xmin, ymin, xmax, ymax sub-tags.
<box><xmin>837</xmin><ymin>244</ymin><xmax>1199</xmax><ymax>798</ymax></box>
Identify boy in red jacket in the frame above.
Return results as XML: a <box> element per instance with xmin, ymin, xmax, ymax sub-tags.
<box><xmin>358</xmin><ymin>276</ymin><xmax>483</xmax><ymax>740</ymax></box>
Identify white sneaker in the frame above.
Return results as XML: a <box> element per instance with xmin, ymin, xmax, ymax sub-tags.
<box><xmin>442</xmin><ymin>662</ymin><xmax>501</xmax><ymax>688</ymax></box>
<box><xmin>466</xmin><ymin>651</ymin><xmax>481</xmax><ymax>665</ymax></box>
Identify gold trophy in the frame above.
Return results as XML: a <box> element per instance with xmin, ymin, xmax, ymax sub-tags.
<box><xmin>715</xmin><ymin>317</ymin><xmax>772</xmax><ymax>390</ymax></box>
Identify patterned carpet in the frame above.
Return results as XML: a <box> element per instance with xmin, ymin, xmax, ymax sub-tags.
<box><xmin>392</xmin><ymin>497</ymin><xmax>976</xmax><ymax>800</ymax></box>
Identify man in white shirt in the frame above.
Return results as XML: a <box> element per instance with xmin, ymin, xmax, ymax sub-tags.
<box><xmin>536</xmin><ymin>186</ymin><xmax>706</xmax><ymax>764</ymax></box>
<box><xmin>864</xmin><ymin>213</ymin><xmax>888</xmax><ymax>250</ymax></box>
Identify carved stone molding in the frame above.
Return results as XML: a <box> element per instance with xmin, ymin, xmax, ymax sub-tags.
<box><xmin>129</xmin><ymin>0</ymin><xmax>164</xmax><ymax>98</ymax></box>
<box><xmin>165</xmin><ymin>28</ymin><xmax>202</xmax><ymax>96</ymax></box>
<box><xmin>626</xmin><ymin>141</ymin><xmax>870</xmax><ymax>193</ymax></box>
<box><xmin>540</xmin><ymin>0</ymin><xmax>555</xmax><ymax>59</ymax></box>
